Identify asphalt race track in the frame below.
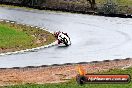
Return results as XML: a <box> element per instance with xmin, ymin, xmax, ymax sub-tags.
<box><xmin>0</xmin><ymin>7</ymin><xmax>132</xmax><ymax>68</ymax></box>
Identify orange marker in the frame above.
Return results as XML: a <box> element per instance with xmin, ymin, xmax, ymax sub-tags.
<box><xmin>78</xmin><ymin>65</ymin><xmax>86</xmax><ymax>76</ymax></box>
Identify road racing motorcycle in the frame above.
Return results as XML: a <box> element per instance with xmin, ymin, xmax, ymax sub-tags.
<box><xmin>54</xmin><ymin>31</ymin><xmax>71</xmax><ymax>46</ymax></box>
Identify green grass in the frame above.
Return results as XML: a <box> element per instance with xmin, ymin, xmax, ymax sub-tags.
<box><xmin>3</xmin><ymin>82</ymin><xmax>132</xmax><ymax>88</ymax></box>
<box><xmin>0</xmin><ymin>4</ymin><xmax>33</xmax><ymax>10</ymax></box>
<box><xmin>3</xmin><ymin>67</ymin><xmax>132</xmax><ymax>88</ymax></box>
<box><xmin>97</xmin><ymin>0</ymin><xmax>132</xmax><ymax>6</ymax></box>
<box><xmin>0</xmin><ymin>24</ymin><xmax>33</xmax><ymax>49</ymax></box>
<box><xmin>0</xmin><ymin>21</ymin><xmax>55</xmax><ymax>53</ymax></box>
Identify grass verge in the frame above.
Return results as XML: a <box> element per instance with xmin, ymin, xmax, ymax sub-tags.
<box><xmin>0</xmin><ymin>20</ymin><xmax>56</xmax><ymax>53</ymax></box>
<box><xmin>0</xmin><ymin>4</ymin><xmax>33</xmax><ymax>10</ymax></box>
<box><xmin>3</xmin><ymin>67</ymin><xmax>132</xmax><ymax>88</ymax></box>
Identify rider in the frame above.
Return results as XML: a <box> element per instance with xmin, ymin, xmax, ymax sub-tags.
<box><xmin>54</xmin><ymin>31</ymin><xmax>70</xmax><ymax>44</ymax></box>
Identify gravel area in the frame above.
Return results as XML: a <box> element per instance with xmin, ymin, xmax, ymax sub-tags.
<box><xmin>0</xmin><ymin>58</ymin><xmax>132</xmax><ymax>86</ymax></box>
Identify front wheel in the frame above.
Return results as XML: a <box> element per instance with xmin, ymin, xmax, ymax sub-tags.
<box><xmin>61</xmin><ymin>37</ymin><xmax>69</xmax><ymax>46</ymax></box>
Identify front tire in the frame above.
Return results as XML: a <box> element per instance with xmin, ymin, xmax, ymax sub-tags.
<box><xmin>63</xmin><ymin>37</ymin><xmax>69</xmax><ymax>46</ymax></box>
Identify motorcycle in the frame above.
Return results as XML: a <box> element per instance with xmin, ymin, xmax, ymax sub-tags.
<box><xmin>54</xmin><ymin>31</ymin><xmax>71</xmax><ymax>46</ymax></box>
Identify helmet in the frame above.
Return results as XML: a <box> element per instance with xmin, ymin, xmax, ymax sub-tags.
<box><xmin>54</xmin><ymin>31</ymin><xmax>61</xmax><ymax>38</ymax></box>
